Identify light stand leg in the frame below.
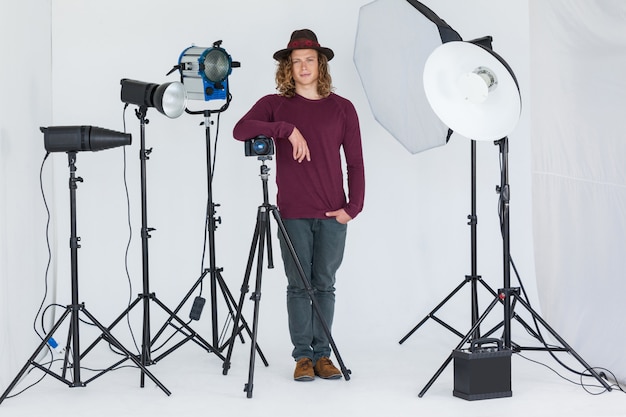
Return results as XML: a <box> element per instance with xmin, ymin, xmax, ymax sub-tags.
<box><xmin>0</xmin><ymin>309</ymin><xmax>71</xmax><ymax>404</ymax></box>
<box><xmin>418</xmin><ymin>295</ymin><xmax>501</xmax><ymax>398</ymax></box>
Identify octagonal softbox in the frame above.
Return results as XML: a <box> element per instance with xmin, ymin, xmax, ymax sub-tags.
<box><xmin>354</xmin><ymin>0</ymin><xmax>462</xmax><ymax>154</ymax></box>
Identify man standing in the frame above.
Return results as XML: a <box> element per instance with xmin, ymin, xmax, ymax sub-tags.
<box><xmin>233</xmin><ymin>29</ymin><xmax>365</xmax><ymax>381</ymax></box>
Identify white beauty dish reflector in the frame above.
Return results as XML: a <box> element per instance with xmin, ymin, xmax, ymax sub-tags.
<box><xmin>423</xmin><ymin>41</ymin><xmax>521</xmax><ymax>141</ymax></box>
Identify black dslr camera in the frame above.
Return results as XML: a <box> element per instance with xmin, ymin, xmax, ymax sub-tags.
<box><xmin>244</xmin><ymin>135</ymin><xmax>274</xmax><ymax>158</ymax></box>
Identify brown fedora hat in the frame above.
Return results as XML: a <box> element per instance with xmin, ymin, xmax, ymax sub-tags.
<box><xmin>273</xmin><ymin>29</ymin><xmax>334</xmax><ymax>61</ymax></box>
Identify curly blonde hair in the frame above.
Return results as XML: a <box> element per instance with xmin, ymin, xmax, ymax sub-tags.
<box><xmin>275</xmin><ymin>52</ymin><xmax>333</xmax><ymax>98</ymax></box>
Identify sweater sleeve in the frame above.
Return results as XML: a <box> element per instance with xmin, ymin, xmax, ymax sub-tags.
<box><xmin>233</xmin><ymin>95</ymin><xmax>295</xmax><ymax>141</ymax></box>
<box><xmin>342</xmin><ymin>100</ymin><xmax>365</xmax><ymax>219</ymax></box>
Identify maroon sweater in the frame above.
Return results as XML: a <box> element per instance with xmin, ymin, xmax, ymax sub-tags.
<box><xmin>233</xmin><ymin>93</ymin><xmax>365</xmax><ymax>220</ymax></box>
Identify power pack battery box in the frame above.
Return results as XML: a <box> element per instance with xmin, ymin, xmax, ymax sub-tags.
<box><xmin>452</xmin><ymin>338</ymin><xmax>512</xmax><ymax>400</ymax></box>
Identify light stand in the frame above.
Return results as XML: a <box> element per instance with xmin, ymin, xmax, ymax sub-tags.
<box><xmin>221</xmin><ymin>159</ymin><xmax>351</xmax><ymax>398</ymax></box>
<box><xmin>399</xmin><ymin>139</ymin><xmax>499</xmax><ymax>344</ymax></box>
<box><xmin>153</xmin><ymin>107</ymin><xmax>267</xmax><ymax>364</ymax></box>
<box><xmin>416</xmin><ymin>40</ymin><xmax>612</xmax><ymax>397</ymax></box>
<box><xmin>0</xmin><ymin>151</ymin><xmax>169</xmax><ymax>405</ymax></box>
<box><xmin>163</xmin><ymin>45</ymin><xmax>264</xmax><ymax>361</ymax></box>
<box><xmin>83</xmin><ymin>106</ymin><xmax>225</xmax><ymax>391</ymax></box>
<box><xmin>399</xmin><ymin>36</ymin><xmax>509</xmax><ymax>346</ymax></box>
<box><xmin>417</xmin><ymin>137</ymin><xmax>612</xmax><ymax>397</ymax></box>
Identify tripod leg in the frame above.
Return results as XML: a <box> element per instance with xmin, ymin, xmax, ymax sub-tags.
<box><xmin>216</xmin><ymin>270</ymin><xmax>269</xmax><ymax>366</ymax></box>
<box><xmin>244</xmin><ymin>209</ymin><xmax>270</xmax><ymax>398</ymax></box>
<box><xmin>0</xmin><ymin>308</ymin><xmax>72</xmax><ymax>405</ymax></box>
<box><xmin>270</xmin><ymin>209</ymin><xmax>351</xmax><ymax>380</ymax></box>
<box><xmin>222</xmin><ymin>213</ymin><xmax>262</xmax><ymax>376</ymax></box>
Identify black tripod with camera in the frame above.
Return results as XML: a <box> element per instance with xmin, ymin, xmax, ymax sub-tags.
<box><xmin>221</xmin><ymin>136</ymin><xmax>351</xmax><ymax>398</ymax></box>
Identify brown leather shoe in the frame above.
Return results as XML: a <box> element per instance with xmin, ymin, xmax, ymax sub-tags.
<box><xmin>313</xmin><ymin>357</ymin><xmax>342</xmax><ymax>379</ymax></box>
<box><xmin>294</xmin><ymin>358</ymin><xmax>315</xmax><ymax>381</ymax></box>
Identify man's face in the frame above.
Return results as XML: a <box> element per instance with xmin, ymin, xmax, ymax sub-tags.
<box><xmin>291</xmin><ymin>49</ymin><xmax>319</xmax><ymax>88</ymax></box>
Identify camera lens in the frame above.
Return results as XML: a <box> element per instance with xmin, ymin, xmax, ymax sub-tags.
<box><xmin>253</xmin><ymin>138</ymin><xmax>271</xmax><ymax>155</ymax></box>
<box><xmin>245</xmin><ymin>135</ymin><xmax>274</xmax><ymax>157</ymax></box>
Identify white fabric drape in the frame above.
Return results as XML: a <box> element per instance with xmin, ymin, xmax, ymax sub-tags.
<box><xmin>530</xmin><ymin>0</ymin><xmax>626</xmax><ymax>384</ymax></box>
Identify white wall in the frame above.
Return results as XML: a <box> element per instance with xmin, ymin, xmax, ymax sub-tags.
<box><xmin>0</xmin><ymin>0</ymin><xmax>53</xmax><ymax>388</ymax></box>
<box><xmin>2</xmin><ymin>0</ymin><xmax>540</xmax><ymax>390</ymax></box>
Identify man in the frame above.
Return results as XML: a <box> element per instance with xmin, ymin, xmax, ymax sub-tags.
<box><xmin>233</xmin><ymin>29</ymin><xmax>365</xmax><ymax>381</ymax></box>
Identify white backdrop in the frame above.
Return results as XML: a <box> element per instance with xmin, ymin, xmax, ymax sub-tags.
<box><xmin>2</xmin><ymin>0</ymin><xmax>622</xmax><ymax>398</ymax></box>
<box><xmin>530</xmin><ymin>0</ymin><xmax>626</xmax><ymax>385</ymax></box>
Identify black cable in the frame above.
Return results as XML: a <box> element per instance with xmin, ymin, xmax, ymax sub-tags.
<box><xmin>9</xmin><ymin>152</ymin><xmax>56</xmax><ymax>399</ymax></box>
<box><xmin>515</xmin><ymin>353</ymin><xmax>603</xmax><ymax>392</ymax></box>
<box><xmin>582</xmin><ymin>368</ymin><xmax>626</xmax><ymax>395</ymax></box>
<box><xmin>34</xmin><ymin>152</ymin><xmax>52</xmax><ymax>340</ymax></box>
<box><xmin>121</xmin><ymin>103</ymin><xmax>140</xmax><ymax>355</ymax></box>
<box><xmin>3</xmin><ymin>358</ymin><xmax>61</xmax><ymax>400</ymax></box>
<box><xmin>115</xmin><ymin>103</ymin><xmax>194</xmax><ymax>356</ymax></box>
<box><xmin>516</xmin><ymin>353</ymin><xmax>626</xmax><ymax>395</ymax></box>
<box><xmin>212</xmin><ymin>111</ymin><xmax>221</xmax><ymax>181</ymax></box>
<box><xmin>39</xmin><ymin>303</ymin><xmax>65</xmax><ymax>334</ymax></box>
<box><xmin>496</xmin><ymin>148</ymin><xmax>617</xmax><ymax>387</ymax></box>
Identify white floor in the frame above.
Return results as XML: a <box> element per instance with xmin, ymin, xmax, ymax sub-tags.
<box><xmin>1</xmin><ymin>318</ymin><xmax>625</xmax><ymax>417</ymax></box>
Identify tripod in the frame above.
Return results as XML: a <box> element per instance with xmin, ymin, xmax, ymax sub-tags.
<box><xmin>417</xmin><ymin>137</ymin><xmax>612</xmax><ymax>397</ymax></box>
<box><xmin>222</xmin><ymin>158</ymin><xmax>351</xmax><ymax>398</ymax></box>
<box><xmin>0</xmin><ymin>151</ymin><xmax>169</xmax><ymax>405</ymax></box>
<box><xmin>399</xmin><ymin>140</ymin><xmax>499</xmax><ymax>345</ymax></box>
<box><xmin>82</xmin><ymin>107</ymin><xmax>224</xmax><ymax>391</ymax></box>
<box><xmin>153</xmin><ymin>109</ymin><xmax>266</xmax><ymax>363</ymax></box>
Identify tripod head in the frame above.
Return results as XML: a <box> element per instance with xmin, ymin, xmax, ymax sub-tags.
<box><xmin>258</xmin><ymin>157</ymin><xmax>272</xmax><ymax>175</ymax></box>
<box><xmin>256</xmin><ymin>158</ymin><xmax>273</xmax><ymax>207</ymax></box>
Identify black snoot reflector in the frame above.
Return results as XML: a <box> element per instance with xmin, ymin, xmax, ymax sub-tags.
<box><xmin>42</xmin><ymin>125</ymin><xmax>132</xmax><ymax>153</ymax></box>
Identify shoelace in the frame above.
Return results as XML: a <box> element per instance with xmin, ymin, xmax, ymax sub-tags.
<box><xmin>317</xmin><ymin>358</ymin><xmax>332</xmax><ymax>367</ymax></box>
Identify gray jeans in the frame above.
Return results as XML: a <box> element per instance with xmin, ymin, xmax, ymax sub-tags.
<box><xmin>278</xmin><ymin>218</ymin><xmax>347</xmax><ymax>362</ymax></box>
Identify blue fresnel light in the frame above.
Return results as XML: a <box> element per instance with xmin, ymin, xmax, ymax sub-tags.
<box><xmin>174</xmin><ymin>40</ymin><xmax>240</xmax><ymax>102</ymax></box>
